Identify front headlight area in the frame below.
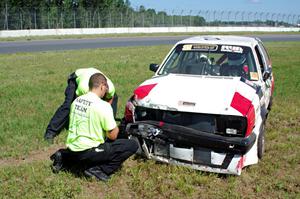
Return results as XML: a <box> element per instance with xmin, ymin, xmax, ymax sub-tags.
<box><xmin>216</xmin><ymin>115</ymin><xmax>247</xmax><ymax>137</ymax></box>
<box><xmin>127</xmin><ymin>106</ymin><xmax>247</xmax><ymax>137</ymax></box>
<box><xmin>124</xmin><ymin>95</ymin><xmax>137</xmax><ymax>123</ymax></box>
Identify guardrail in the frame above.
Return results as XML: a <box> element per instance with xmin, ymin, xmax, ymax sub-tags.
<box><xmin>0</xmin><ymin>26</ymin><xmax>299</xmax><ymax>38</ymax></box>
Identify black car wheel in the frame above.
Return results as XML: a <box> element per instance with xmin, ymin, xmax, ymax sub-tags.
<box><xmin>258</xmin><ymin>123</ymin><xmax>265</xmax><ymax>159</ymax></box>
<box><xmin>268</xmin><ymin>96</ymin><xmax>273</xmax><ymax>111</ymax></box>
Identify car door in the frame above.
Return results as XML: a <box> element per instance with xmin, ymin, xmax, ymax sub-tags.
<box><xmin>254</xmin><ymin>44</ymin><xmax>272</xmax><ymax>110</ymax></box>
<box><xmin>258</xmin><ymin>42</ymin><xmax>274</xmax><ymax>96</ymax></box>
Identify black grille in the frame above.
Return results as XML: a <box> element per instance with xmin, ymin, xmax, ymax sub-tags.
<box><xmin>134</xmin><ymin>106</ymin><xmax>247</xmax><ymax>137</ymax></box>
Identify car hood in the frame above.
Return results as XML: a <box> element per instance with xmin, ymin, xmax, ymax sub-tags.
<box><xmin>133</xmin><ymin>74</ymin><xmax>258</xmax><ymax>116</ymax></box>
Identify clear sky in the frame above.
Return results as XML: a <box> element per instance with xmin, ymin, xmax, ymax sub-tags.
<box><xmin>130</xmin><ymin>0</ymin><xmax>300</xmax><ymax>16</ymax></box>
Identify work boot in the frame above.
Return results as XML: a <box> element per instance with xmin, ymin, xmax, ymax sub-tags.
<box><xmin>44</xmin><ymin>132</ymin><xmax>55</xmax><ymax>144</ymax></box>
<box><xmin>50</xmin><ymin>151</ymin><xmax>63</xmax><ymax>173</ymax></box>
<box><xmin>84</xmin><ymin>166</ymin><xmax>110</xmax><ymax>182</ymax></box>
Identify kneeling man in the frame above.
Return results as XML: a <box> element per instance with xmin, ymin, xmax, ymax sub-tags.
<box><xmin>51</xmin><ymin>73</ymin><xmax>138</xmax><ymax>182</ymax></box>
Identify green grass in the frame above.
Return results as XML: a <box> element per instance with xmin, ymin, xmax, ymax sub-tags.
<box><xmin>0</xmin><ymin>42</ymin><xmax>299</xmax><ymax>198</ymax></box>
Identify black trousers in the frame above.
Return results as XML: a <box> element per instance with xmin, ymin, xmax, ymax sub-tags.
<box><xmin>45</xmin><ymin>72</ymin><xmax>77</xmax><ymax>137</ymax></box>
<box><xmin>45</xmin><ymin>72</ymin><xmax>118</xmax><ymax>138</ymax></box>
<box><xmin>60</xmin><ymin>139</ymin><xmax>138</xmax><ymax>175</ymax></box>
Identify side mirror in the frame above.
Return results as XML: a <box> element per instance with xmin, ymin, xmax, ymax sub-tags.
<box><xmin>149</xmin><ymin>63</ymin><xmax>159</xmax><ymax>72</ymax></box>
<box><xmin>263</xmin><ymin>67</ymin><xmax>272</xmax><ymax>81</ymax></box>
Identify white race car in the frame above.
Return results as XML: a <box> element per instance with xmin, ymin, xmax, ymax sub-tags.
<box><xmin>124</xmin><ymin>36</ymin><xmax>274</xmax><ymax>175</ymax></box>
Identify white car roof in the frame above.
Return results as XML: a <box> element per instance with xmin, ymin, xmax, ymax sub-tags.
<box><xmin>177</xmin><ymin>35</ymin><xmax>260</xmax><ymax>48</ymax></box>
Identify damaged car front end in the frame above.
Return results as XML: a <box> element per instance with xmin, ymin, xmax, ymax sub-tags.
<box><xmin>123</xmin><ymin>36</ymin><xmax>274</xmax><ymax>175</ymax></box>
<box><xmin>124</xmin><ymin>93</ymin><xmax>257</xmax><ymax>175</ymax></box>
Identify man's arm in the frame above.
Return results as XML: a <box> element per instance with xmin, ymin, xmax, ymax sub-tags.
<box><xmin>104</xmin><ymin>95</ymin><xmax>113</xmax><ymax>105</ymax></box>
<box><xmin>106</xmin><ymin>126</ymin><xmax>119</xmax><ymax>141</ymax></box>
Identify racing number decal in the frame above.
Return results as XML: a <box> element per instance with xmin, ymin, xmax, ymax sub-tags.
<box><xmin>221</xmin><ymin>45</ymin><xmax>243</xmax><ymax>53</ymax></box>
<box><xmin>182</xmin><ymin>44</ymin><xmax>218</xmax><ymax>51</ymax></box>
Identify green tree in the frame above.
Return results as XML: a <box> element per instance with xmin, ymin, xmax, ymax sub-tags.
<box><xmin>194</xmin><ymin>16</ymin><xmax>205</xmax><ymax>26</ymax></box>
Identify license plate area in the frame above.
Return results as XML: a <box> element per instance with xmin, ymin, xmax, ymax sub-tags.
<box><xmin>153</xmin><ymin>143</ymin><xmax>226</xmax><ymax>166</ymax></box>
<box><xmin>169</xmin><ymin>144</ymin><xmax>194</xmax><ymax>162</ymax></box>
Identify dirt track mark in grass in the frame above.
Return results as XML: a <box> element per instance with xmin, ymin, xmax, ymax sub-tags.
<box><xmin>0</xmin><ymin>144</ymin><xmax>63</xmax><ymax>168</ymax></box>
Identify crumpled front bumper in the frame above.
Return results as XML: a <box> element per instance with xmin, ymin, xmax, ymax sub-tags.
<box><xmin>127</xmin><ymin>120</ymin><xmax>256</xmax><ymax>155</ymax></box>
<box><xmin>126</xmin><ymin>120</ymin><xmax>256</xmax><ymax>175</ymax></box>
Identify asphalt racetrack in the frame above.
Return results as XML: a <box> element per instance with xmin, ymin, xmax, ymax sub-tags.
<box><xmin>0</xmin><ymin>34</ymin><xmax>300</xmax><ymax>54</ymax></box>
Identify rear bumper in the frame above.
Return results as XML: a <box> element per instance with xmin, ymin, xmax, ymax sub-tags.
<box><xmin>126</xmin><ymin>120</ymin><xmax>256</xmax><ymax>155</ymax></box>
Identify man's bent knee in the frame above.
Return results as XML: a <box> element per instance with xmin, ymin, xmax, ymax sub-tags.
<box><xmin>126</xmin><ymin>139</ymin><xmax>139</xmax><ymax>154</ymax></box>
<box><xmin>114</xmin><ymin>139</ymin><xmax>138</xmax><ymax>154</ymax></box>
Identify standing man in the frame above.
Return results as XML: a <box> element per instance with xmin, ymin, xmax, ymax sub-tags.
<box><xmin>51</xmin><ymin>73</ymin><xmax>138</xmax><ymax>182</ymax></box>
<box><xmin>44</xmin><ymin>68</ymin><xmax>118</xmax><ymax>143</ymax></box>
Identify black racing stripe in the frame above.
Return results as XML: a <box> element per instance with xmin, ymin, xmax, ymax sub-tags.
<box><xmin>221</xmin><ymin>154</ymin><xmax>235</xmax><ymax>168</ymax></box>
<box><xmin>240</xmin><ymin>77</ymin><xmax>256</xmax><ymax>90</ymax></box>
<box><xmin>260</xmin><ymin>105</ymin><xmax>268</xmax><ymax>121</ymax></box>
<box><xmin>256</xmin><ymin>86</ymin><xmax>263</xmax><ymax>100</ymax></box>
<box><xmin>240</xmin><ymin>77</ymin><xmax>263</xmax><ymax>100</ymax></box>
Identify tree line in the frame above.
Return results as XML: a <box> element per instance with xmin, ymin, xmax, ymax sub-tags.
<box><xmin>0</xmin><ymin>0</ymin><xmax>130</xmax><ymax>11</ymax></box>
<box><xmin>0</xmin><ymin>0</ymin><xmax>206</xmax><ymax>30</ymax></box>
<box><xmin>2</xmin><ymin>1</ymin><xmax>291</xmax><ymax>30</ymax></box>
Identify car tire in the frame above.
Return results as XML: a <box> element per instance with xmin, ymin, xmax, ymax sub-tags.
<box><xmin>258</xmin><ymin>123</ymin><xmax>265</xmax><ymax>159</ymax></box>
<box><xmin>268</xmin><ymin>96</ymin><xmax>273</xmax><ymax>110</ymax></box>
